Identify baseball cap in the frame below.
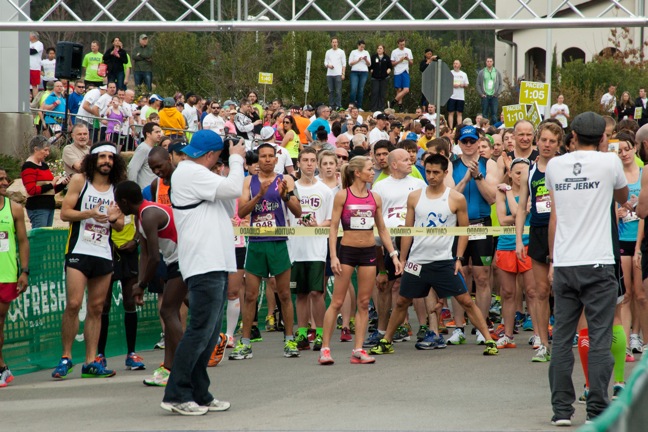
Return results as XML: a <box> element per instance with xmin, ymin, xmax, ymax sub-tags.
<box><xmin>149</xmin><ymin>94</ymin><xmax>162</xmax><ymax>103</ymax></box>
<box><xmin>99</xmin><ymin>85</ymin><xmax>107</xmax><ymax>90</ymax></box>
<box><xmin>406</xmin><ymin>132</ymin><xmax>418</xmax><ymax>141</ymax></box>
<box><xmin>571</xmin><ymin>112</ymin><xmax>606</xmax><ymax>138</ymax></box>
<box><xmin>139</xmin><ymin>34</ymin><xmax>148</xmax><ymax>40</ymax></box>
<box><xmin>375</xmin><ymin>113</ymin><xmax>388</xmax><ymax>120</ymax></box>
<box><xmin>260</xmin><ymin>126</ymin><xmax>276</xmax><ymax>141</ymax></box>
<box><xmin>185</xmin><ymin>92</ymin><xmax>196</xmax><ymax>101</ymax></box>
<box><xmin>182</xmin><ymin>130</ymin><xmax>224</xmax><ymax>158</ymax></box>
<box><xmin>223</xmin><ymin>99</ymin><xmax>237</xmax><ymax>108</ymax></box>
<box><xmin>373</xmin><ymin>111</ymin><xmax>382</xmax><ymax>118</ymax></box>
<box><xmin>303</xmin><ymin>104</ymin><xmax>314</xmax><ymax>111</ymax></box>
<box><xmin>459</xmin><ymin>125</ymin><xmax>479</xmax><ymax>142</ymax></box>
<box><xmin>169</xmin><ymin>142</ymin><xmax>187</xmax><ymax>154</ymax></box>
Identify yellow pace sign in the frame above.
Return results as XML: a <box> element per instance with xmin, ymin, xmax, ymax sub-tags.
<box><xmin>519</xmin><ymin>81</ymin><xmax>550</xmax><ymax>106</ymax></box>
<box><xmin>258</xmin><ymin>72</ymin><xmax>273</xmax><ymax>85</ymax></box>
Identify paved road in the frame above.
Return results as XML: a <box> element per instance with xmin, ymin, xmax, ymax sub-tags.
<box><xmin>1</xmin><ymin>325</ymin><xmax>638</xmax><ymax>432</ymax></box>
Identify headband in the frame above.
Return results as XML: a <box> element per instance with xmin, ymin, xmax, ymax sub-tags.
<box><xmin>91</xmin><ymin>144</ymin><xmax>117</xmax><ymax>155</ymax></box>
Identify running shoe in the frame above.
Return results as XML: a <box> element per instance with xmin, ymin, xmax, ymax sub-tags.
<box><xmin>415</xmin><ymin>331</ymin><xmax>440</xmax><ymax>350</ymax></box>
<box><xmin>522</xmin><ymin>315</ymin><xmax>534</xmax><ymax>331</ymax></box>
<box><xmin>445</xmin><ymin>320</ymin><xmax>458</xmax><ymax>329</ymax></box>
<box><xmin>496</xmin><ymin>335</ymin><xmax>517</xmax><ymax>349</ymax></box>
<box><xmin>160</xmin><ymin>401</ymin><xmax>208</xmax><ymax>416</ymax></box>
<box><xmin>313</xmin><ymin>334</ymin><xmax>323</xmax><ymax>351</ymax></box>
<box><xmin>573</xmin><ymin>333</ymin><xmax>579</xmax><ymax>347</ymax></box>
<box><xmin>612</xmin><ymin>383</ymin><xmax>625</xmax><ymax>400</ymax></box>
<box><xmin>202</xmin><ymin>399</ymin><xmax>231</xmax><ymax>412</ymax></box>
<box><xmin>515</xmin><ymin>311</ymin><xmax>525</xmax><ymax>329</ymax></box>
<box><xmin>52</xmin><ymin>357</ymin><xmax>74</xmax><ymax>379</ymax></box>
<box><xmin>226</xmin><ymin>334</ymin><xmax>235</xmax><ymax>348</ymax></box>
<box><xmin>126</xmin><ymin>352</ymin><xmax>146</xmax><ymax>370</ymax></box>
<box><xmin>369</xmin><ymin>338</ymin><xmax>394</xmax><ymax>355</ymax></box>
<box><xmin>435</xmin><ymin>334</ymin><xmax>447</xmax><ymax>348</ymax></box>
<box><xmin>95</xmin><ymin>354</ymin><xmax>107</xmax><ymax>368</ymax></box>
<box><xmin>441</xmin><ymin>308</ymin><xmax>452</xmax><ymax>321</ymax></box>
<box><xmin>0</xmin><ymin>366</ymin><xmax>14</xmax><ymax>387</ymax></box>
<box><xmin>81</xmin><ymin>361</ymin><xmax>116</xmax><ymax>378</ymax></box>
<box><xmin>340</xmin><ymin>327</ymin><xmax>352</xmax><ymax>342</ymax></box>
<box><xmin>265</xmin><ymin>315</ymin><xmax>276</xmax><ymax>332</ymax></box>
<box><xmin>228</xmin><ymin>341</ymin><xmax>253</xmax><ymax>360</ymax></box>
<box><xmin>154</xmin><ymin>332</ymin><xmax>165</xmax><ymax>350</ymax></box>
<box><xmin>208</xmin><ymin>333</ymin><xmax>227</xmax><ymax>367</ymax></box>
<box><xmin>578</xmin><ymin>386</ymin><xmax>589</xmax><ymax>404</ymax></box>
<box><xmin>363</xmin><ymin>330</ymin><xmax>382</xmax><ymax>348</ymax></box>
<box><xmin>625</xmin><ymin>347</ymin><xmax>635</xmax><ymax>363</ymax></box>
<box><xmin>393</xmin><ymin>326</ymin><xmax>411</xmax><ymax>342</ymax></box>
<box><xmin>529</xmin><ymin>334</ymin><xmax>541</xmax><ymax>349</ymax></box>
<box><xmin>284</xmin><ymin>339</ymin><xmax>300</xmax><ymax>358</ymax></box>
<box><xmin>447</xmin><ymin>328</ymin><xmax>466</xmax><ymax>345</ymax></box>
<box><xmin>630</xmin><ymin>334</ymin><xmax>644</xmax><ymax>353</ymax></box>
<box><xmin>490</xmin><ymin>324</ymin><xmax>505</xmax><ymax>341</ymax></box>
<box><xmin>307</xmin><ymin>328</ymin><xmax>316</xmax><ymax>342</ymax></box>
<box><xmin>550</xmin><ymin>416</ymin><xmax>572</xmax><ymax>427</ymax></box>
<box><xmin>318</xmin><ymin>347</ymin><xmax>334</xmax><ymax>365</ymax></box>
<box><xmin>350</xmin><ymin>349</ymin><xmax>375</xmax><ymax>364</ymax></box>
<box><xmin>476</xmin><ymin>330</ymin><xmax>486</xmax><ymax>345</ymax></box>
<box><xmin>143</xmin><ymin>366</ymin><xmax>170</xmax><ymax>387</ymax></box>
<box><xmin>483</xmin><ymin>340</ymin><xmax>499</xmax><ymax>356</ymax></box>
<box><xmin>532</xmin><ymin>345</ymin><xmax>551</xmax><ymax>362</ymax></box>
<box><xmin>250</xmin><ymin>325</ymin><xmax>263</xmax><ymax>342</ymax></box>
<box><xmin>416</xmin><ymin>325</ymin><xmax>429</xmax><ymax>341</ymax></box>
<box><xmin>295</xmin><ymin>333</ymin><xmax>310</xmax><ymax>351</ymax></box>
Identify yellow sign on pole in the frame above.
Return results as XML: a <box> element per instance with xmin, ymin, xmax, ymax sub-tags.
<box><xmin>526</xmin><ymin>102</ymin><xmax>542</xmax><ymax>129</ymax></box>
<box><xmin>503</xmin><ymin>104</ymin><xmax>527</xmax><ymax>128</ymax></box>
<box><xmin>519</xmin><ymin>81</ymin><xmax>550</xmax><ymax>106</ymax></box>
<box><xmin>258</xmin><ymin>72</ymin><xmax>273</xmax><ymax>85</ymax></box>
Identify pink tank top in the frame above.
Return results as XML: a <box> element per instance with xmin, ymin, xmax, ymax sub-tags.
<box><xmin>340</xmin><ymin>188</ymin><xmax>377</xmax><ymax>231</ymax></box>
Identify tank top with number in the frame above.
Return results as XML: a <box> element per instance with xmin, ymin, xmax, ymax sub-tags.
<box><xmin>138</xmin><ymin>200</ymin><xmax>178</xmax><ymax>264</ymax></box>
<box><xmin>0</xmin><ymin>197</ymin><xmax>18</xmax><ymax>283</ymax></box>
<box><xmin>66</xmin><ymin>181</ymin><xmax>114</xmax><ymax>261</ymax></box>
<box><xmin>408</xmin><ymin>187</ymin><xmax>456</xmax><ymax>264</ymax></box>
<box><xmin>340</xmin><ymin>188</ymin><xmax>377</xmax><ymax>231</ymax></box>
<box><xmin>529</xmin><ymin>162</ymin><xmax>550</xmax><ymax>227</ymax></box>
<box><xmin>249</xmin><ymin>174</ymin><xmax>288</xmax><ymax>242</ymax></box>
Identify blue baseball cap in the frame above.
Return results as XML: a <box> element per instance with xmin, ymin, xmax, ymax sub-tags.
<box><xmin>406</xmin><ymin>132</ymin><xmax>418</xmax><ymax>141</ymax></box>
<box><xmin>459</xmin><ymin>125</ymin><xmax>479</xmax><ymax>142</ymax></box>
<box><xmin>182</xmin><ymin>130</ymin><xmax>224</xmax><ymax>158</ymax></box>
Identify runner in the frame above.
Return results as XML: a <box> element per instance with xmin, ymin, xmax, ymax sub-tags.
<box><xmin>319</xmin><ymin>156</ymin><xmax>402</xmax><ymax>365</ymax></box>
<box><xmin>0</xmin><ymin>168</ymin><xmax>29</xmax><ymax>387</ymax></box>
<box><xmin>52</xmin><ymin>141</ymin><xmax>126</xmax><ymax>379</ymax></box>
<box><xmin>370</xmin><ymin>154</ymin><xmax>499</xmax><ymax>356</ymax></box>
<box><xmin>114</xmin><ymin>180</ymin><xmax>184</xmax><ymax>387</ymax></box>
<box><xmin>232</xmin><ymin>143</ymin><xmax>302</xmax><ymax>360</ymax></box>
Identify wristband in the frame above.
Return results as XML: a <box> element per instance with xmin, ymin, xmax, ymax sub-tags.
<box><xmin>21</xmin><ymin>268</ymin><xmax>30</xmax><ymax>275</ymax></box>
<box><xmin>379</xmin><ymin>271</ymin><xmax>388</xmax><ymax>275</ymax></box>
<box><xmin>389</xmin><ymin>250</ymin><xmax>399</xmax><ymax>258</ymax></box>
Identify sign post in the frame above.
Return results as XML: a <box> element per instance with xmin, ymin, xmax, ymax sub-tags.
<box><xmin>258</xmin><ymin>72</ymin><xmax>274</xmax><ymax>104</ymax></box>
<box><xmin>421</xmin><ymin>59</ymin><xmax>453</xmax><ymax>137</ymax></box>
<box><xmin>304</xmin><ymin>50</ymin><xmax>312</xmax><ymax>105</ymax></box>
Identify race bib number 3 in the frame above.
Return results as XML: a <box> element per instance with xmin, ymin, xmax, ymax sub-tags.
<box><xmin>350</xmin><ymin>216</ymin><xmax>374</xmax><ymax>229</ymax></box>
<box><xmin>404</xmin><ymin>261</ymin><xmax>421</xmax><ymax>277</ymax></box>
<box><xmin>0</xmin><ymin>231</ymin><xmax>9</xmax><ymax>253</ymax></box>
<box><xmin>83</xmin><ymin>223</ymin><xmax>109</xmax><ymax>247</ymax></box>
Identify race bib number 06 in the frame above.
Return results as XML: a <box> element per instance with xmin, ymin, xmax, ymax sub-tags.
<box><xmin>404</xmin><ymin>261</ymin><xmax>421</xmax><ymax>277</ymax></box>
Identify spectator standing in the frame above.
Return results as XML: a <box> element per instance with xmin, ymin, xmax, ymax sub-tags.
<box><xmin>68</xmin><ymin>81</ymin><xmax>86</xmax><ymax>125</ymax></box>
<box><xmin>476</xmin><ymin>57</ymin><xmax>503</xmax><ymax>125</ymax></box>
<box><xmin>635</xmin><ymin>88</ymin><xmax>648</xmax><ymax>127</ymax></box>
<box><xmin>617</xmin><ymin>91</ymin><xmax>635</xmax><ymax>121</ymax></box>
<box><xmin>550</xmin><ymin>94</ymin><xmax>570</xmax><ymax>130</ymax></box>
<box><xmin>448</xmin><ymin>60</ymin><xmax>469</xmax><ymax>130</ymax></box>
<box><xmin>390</xmin><ymin>38</ymin><xmax>414</xmax><ymax>112</ymax></box>
<box><xmin>183</xmin><ymin>92</ymin><xmax>200</xmax><ymax>133</ymax></box>
<box><xmin>29</xmin><ymin>32</ymin><xmax>44</xmax><ymax>99</ymax></box>
<box><xmin>369</xmin><ymin>45</ymin><xmax>392</xmax><ymax>112</ymax></box>
<box><xmin>82</xmin><ymin>41</ymin><xmax>104</xmax><ymax>88</ymax></box>
<box><xmin>103</xmin><ymin>37</ymin><xmax>128</xmax><ymax>91</ymax></box>
<box><xmin>133</xmin><ymin>34</ymin><xmax>153</xmax><ymax>91</ymax></box>
<box><xmin>62</xmin><ymin>124</ymin><xmax>91</xmax><ymax>177</ymax></box>
<box><xmin>348</xmin><ymin>40</ymin><xmax>371</xmax><ymax>110</ymax></box>
<box><xmin>324</xmin><ymin>38</ymin><xmax>346</xmax><ymax>111</ymax></box>
<box><xmin>159</xmin><ymin>97</ymin><xmax>187</xmax><ymax>138</ymax></box>
<box><xmin>600</xmin><ymin>84</ymin><xmax>617</xmax><ymax>115</ymax></box>
<box><xmin>41</xmin><ymin>81</ymin><xmax>66</xmax><ymax>133</ymax></box>
<box><xmin>418</xmin><ymin>48</ymin><xmax>438</xmax><ymax>107</ymax></box>
<box><xmin>41</xmin><ymin>47</ymin><xmax>57</xmax><ymax>86</ymax></box>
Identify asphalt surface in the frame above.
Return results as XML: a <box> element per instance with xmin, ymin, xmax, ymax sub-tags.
<box><xmin>0</xmin><ymin>324</ymin><xmax>638</xmax><ymax>432</ymax></box>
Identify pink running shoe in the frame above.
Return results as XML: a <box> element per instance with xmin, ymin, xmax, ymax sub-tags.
<box><xmin>340</xmin><ymin>327</ymin><xmax>352</xmax><ymax>342</ymax></box>
<box><xmin>350</xmin><ymin>349</ymin><xmax>375</xmax><ymax>364</ymax></box>
<box><xmin>318</xmin><ymin>347</ymin><xmax>334</xmax><ymax>365</ymax></box>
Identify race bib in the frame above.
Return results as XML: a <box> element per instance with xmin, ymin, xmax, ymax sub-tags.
<box><xmin>124</xmin><ymin>215</ymin><xmax>132</xmax><ymax>225</ymax></box>
<box><xmin>468</xmin><ymin>223</ymin><xmax>486</xmax><ymax>241</ymax></box>
<box><xmin>487</xmin><ymin>81</ymin><xmax>494</xmax><ymax>90</ymax></box>
<box><xmin>350</xmin><ymin>216</ymin><xmax>374</xmax><ymax>229</ymax></box>
<box><xmin>622</xmin><ymin>212</ymin><xmax>640</xmax><ymax>224</ymax></box>
<box><xmin>50</xmin><ymin>124</ymin><xmax>62</xmax><ymax>133</ymax></box>
<box><xmin>252</xmin><ymin>214</ymin><xmax>276</xmax><ymax>227</ymax></box>
<box><xmin>234</xmin><ymin>235</ymin><xmax>245</xmax><ymax>248</ymax></box>
<box><xmin>82</xmin><ymin>223</ymin><xmax>109</xmax><ymax>247</ymax></box>
<box><xmin>404</xmin><ymin>261</ymin><xmax>421</xmax><ymax>277</ymax></box>
<box><xmin>536</xmin><ymin>195</ymin><xmax>551</xmax><ymax>214</ymax></box>
<box><xmin>0</xmin><ymin>231</ymin><xmax>9</xmax><ymax>253</ymax></box>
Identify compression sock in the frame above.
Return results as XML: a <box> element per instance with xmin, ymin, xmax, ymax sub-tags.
<box><xmin>611</xmin><ymin>325</ymin><xmax>626</xmax><ymax>383</ymax></box>
<box><xmin>97</xmin><ymin>312</ymin><xmax>110</xmax><ymax>356</ymax></box>
<box><xmin>226</xmin><ymin>299</ymin><xmax>240</xmax><ymax>337</ymax></box>
<box><xmin>316</xmin><ymin>327</ymin><xmax>323</xmax><ymax>337</ymax></box>
<box><xmin>578</xmin><ymin>329</ymin><xmax>590</xmax><ymax>388</ymax></box>
<box><xmin>124</xmin><ymin>311</ymin><xmax>138</xmax><ymax>354</ymax></box>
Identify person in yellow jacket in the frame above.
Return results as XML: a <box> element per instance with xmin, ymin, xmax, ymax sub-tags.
<box><xmin>159</xmin><ymin>97</ymin><xmax>187</xmax><ymax>138</ymax></box>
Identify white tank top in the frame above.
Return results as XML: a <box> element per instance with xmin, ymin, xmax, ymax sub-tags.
<box><xmin>408</xmin><ymin>187</ymin><xmax>456</xmax><ymax>264</ymax></box>
<box><xmin>66</xmin><ymin>181</ymin><xmax>114</xmax><ymax>261</ymax></box>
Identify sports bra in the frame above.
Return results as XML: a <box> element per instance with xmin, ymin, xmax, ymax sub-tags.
<box><xmin>340</xmin><ymin>188</ymin><xmax>377</xmax><ymax>231</ymax></box>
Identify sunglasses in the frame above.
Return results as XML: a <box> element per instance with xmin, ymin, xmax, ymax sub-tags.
<box><xmin>510</xmin><ymin>157</ymin><xmax>531</xmax><ymax>170</ymax></box>
<box><xmin>212</xmin><ymin>106</ymin><xmax>220</xmax><ymax>109</ymax></box>
<box><xmin>337</xmin><ymin>155</ymin><xmax>349</xmax><ymax>160</ymax></box>
<box><xmin>462</xmin><ymin>139</ymin><xmax>477</xmax><ymax>145</ymax></box>
<box><xmin>283</xmin><ymin>120</ymin><xmax>291</xmax><ymax>124</ymax></box>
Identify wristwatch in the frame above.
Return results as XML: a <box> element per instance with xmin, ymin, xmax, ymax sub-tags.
<box><xmin>474</xmin><ymin>173</ymin><xmax>484</xmax><ymax>181</ymax></box>
<box><xmin>21</xmin><ymin>268</ymin><xmax>30</xmax><ymax>275</ymax></box>
<box><xmin>455</xmin><ymin>257</ymin><xmax>465</xmax><ymax>264</ymax></box>
<box><xmin>282</xmin><ymin>190</ymin><xmax>295</xmax><ymax>202</ymax></box>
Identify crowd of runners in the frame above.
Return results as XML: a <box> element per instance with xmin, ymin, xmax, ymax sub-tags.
<box><xmin>2</xmin><ymin>36</ymin><xmax>648</xmax><ymax>425</ymax></box>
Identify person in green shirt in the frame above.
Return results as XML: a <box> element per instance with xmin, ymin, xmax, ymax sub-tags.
<box><xmin>133</xmin><ymin>34</ymin><xmax>153</xmax><ymax>91</ymax></box>
<box><xmin>476</xmin><ymin>58</ymin><xmax>503</xmax><ymax>125</ymax></box>
<box><xmin>82</xmin><ymin>41</ymin><xmax>105</xmax><ymax>88</ymax></box>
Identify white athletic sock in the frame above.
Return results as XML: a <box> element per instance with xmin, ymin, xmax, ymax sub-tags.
<box><xmin>226</xmin><ymin>299</ymin><xmax>240</xmax><ymax>337</ymax></box>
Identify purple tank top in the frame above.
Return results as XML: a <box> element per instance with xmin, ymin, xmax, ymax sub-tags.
<box><xmin>105</xmin><ymin>109</ymin><xmax>124</xmax><ymax>135</ymax></box>
<box><xmin>340</xmin><ymin>189</ymin><xmax>377</xmax><ymax>231</ymax></box>
<box><xmin>250</xmin><ymin>174</ymin><xmax>288</xmax><ymax>242</ymax></box>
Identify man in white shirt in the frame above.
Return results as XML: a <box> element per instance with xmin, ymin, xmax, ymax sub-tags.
<box><xmin>600</xmin><ymin>84</ymin><xmax>617</xmax><ymax>114</ymax></box>
<box><xmin>41</xmin><ymin>47</ymin><xmax>57</xmax><ymax>85</ymax></box>
<box><xmin>448</xmin><ymin>60</ymin><xmax>469</xmax><ymax>130</ymax></box>
<box><xmin>422</xmin><ymin>104</ymin><xmax>438</xmax><ymax>124</ymax></box>
<box><xmin>549</xmin><ymin>94</ymin><xmax>570</xmax><ymax>129</ymax></box>
<box><xmin>546</xmin><ymin>111</ymin><xmax>628</xmax><ymax>426</ymax></box>
<box><xmin>29</xmin><ymin>32</ymin><xmax>44</xmax><ymax>98</ymax></box>
<box><xmin>348</xmin><ymin>40</ymin><xmax>371</xmax><ymax>109</ymax></box>
<box><xmin>183</xmin><ymin>92</ymin><xmax>200</xmax><ymax>132</ymax></box>
<box><xmin>369</xmin><ymin>113</ymin><xmax>390</xmax><ymax>145</ymax></box>
<box><xmin>202</xmin><ymin>101</ymin><xmax>226</xmax><ymax>136</ymax></box>
<box><xmin>390</xmin><ymin>38</ymin><xmax>414</xmax><ymax>112</ymax></box>
<box><xmin>324</xmin><ymin>37</ymin><xmax>346</xmax><ymax>111</ymax></box>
